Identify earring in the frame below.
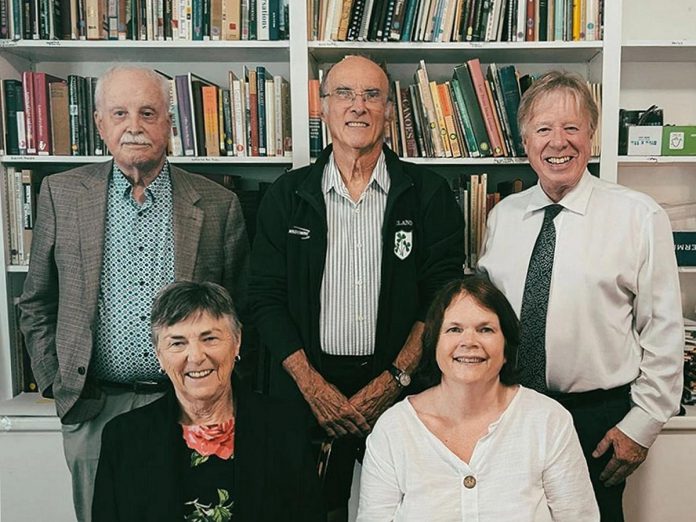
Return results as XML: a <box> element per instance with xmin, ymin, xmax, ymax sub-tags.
<box><xmin>158</xmin><ymin>366</ymin><xmax>166</xmax><ymax>375</ymax></box>
<box><xmin>234</xmin><ymin>354</ymin><xmax>241</xmax><ymax>362</ymax></box>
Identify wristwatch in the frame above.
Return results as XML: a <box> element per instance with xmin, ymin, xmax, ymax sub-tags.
<box><xmin>388</xmin><ymin>365</ymin><xmax>412</xmax><ymax>388</ymax></box>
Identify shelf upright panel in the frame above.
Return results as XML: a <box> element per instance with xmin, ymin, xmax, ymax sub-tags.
<box><xmin>289</xmin><ymin>1</ymin><xmax>310</xmax><ymax>168</ymax></box>
<box><xmin>598</xmin><ymin>0</ymin><xmax>623</xmax><ymax>184</ymax></box>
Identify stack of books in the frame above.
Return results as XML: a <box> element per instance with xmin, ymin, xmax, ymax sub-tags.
<box><xmin>0</xmin><ymin>0</ymin><xmax>290</xmax><ymax>41</ymax></box>
<box><xmin>4</xmin><ymin>167</ymin><xmax>34</xmax><ymax>266</ymax></box>
<box><xmin>307</xmin><ymin>0</ymin><xmax>604</xmax><ymax>42</ymax></box>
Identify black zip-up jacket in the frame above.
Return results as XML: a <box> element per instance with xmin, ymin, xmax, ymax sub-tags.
<box><xmin>249</xmin><ymin>145</ymin><xmax>465</xmax><ymax>399</ymax></box>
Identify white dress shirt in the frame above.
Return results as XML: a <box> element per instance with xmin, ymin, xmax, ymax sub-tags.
<box><xmin>357</xmin><ymin>387</ymin><xmax>599</xmax><ymax>522</ymax></box>
<box><xmin>478</xmin><ymin>171</ymin><xmax>684</xmax><ymax>447</ymax></box>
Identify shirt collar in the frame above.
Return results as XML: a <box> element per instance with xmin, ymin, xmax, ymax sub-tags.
<box><xmin>525</xmin><ymin>169</ymin><xmax>593</xmax><ymax>217</ymax></box>
<box><xmin>112</xmin><ymin>162</ymin><xmax>171</xmax><ymax>201</ymax></box>
<box><xmin>322</xmin><ymin>152</ymin><xmax>390</xmax><ymax>196</ymax></box>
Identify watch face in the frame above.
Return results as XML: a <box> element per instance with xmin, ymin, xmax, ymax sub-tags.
<box><xmin>399</xmin><ymin>373</ymin><xmax>411</xmax><ymax>387</ymax></box>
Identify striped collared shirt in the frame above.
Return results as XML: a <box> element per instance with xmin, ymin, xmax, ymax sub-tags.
<box><xmin>90</xmin><ymin>163</ymin><xmax>175</xmax><ymax>382</ymax></box>
<box><xmin>319</xmin><ymin>152</ymin><xmax>390</xmax><ymax>356</ymax></box>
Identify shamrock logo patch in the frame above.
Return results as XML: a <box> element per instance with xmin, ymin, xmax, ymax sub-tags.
<box><xmin>394</xmin><ymin>230</ymin><xmax>413</xmax><ymax>260</ymax></box>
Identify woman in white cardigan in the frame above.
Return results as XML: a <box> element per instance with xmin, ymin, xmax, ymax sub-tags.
<box><xmin>357</xmin><ymin>276</ymin><xmax>599</xmax><ymax>522</ymax></box>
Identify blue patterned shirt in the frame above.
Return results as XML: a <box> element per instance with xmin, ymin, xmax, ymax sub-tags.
<box><xmin>90</xmin><ymin>163</ymin><xmax>175</xmax><ymax>382</ymax></box>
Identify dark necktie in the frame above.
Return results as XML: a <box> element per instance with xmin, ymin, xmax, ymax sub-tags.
<box><xmin>518</xmin><ymin>204</ymin><xmax>563</xmax><ymax>393</ymax></box>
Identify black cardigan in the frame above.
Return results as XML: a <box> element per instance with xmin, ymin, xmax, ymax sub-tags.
<box><xmin>249</xmin><ymin>145</ymin><xmax>466</xmax><ymax>399</ymax></box>
<box><xmin>92</xmin><ymin>385</ymin><xmax>325</xmax><ymax>521</ymax></box>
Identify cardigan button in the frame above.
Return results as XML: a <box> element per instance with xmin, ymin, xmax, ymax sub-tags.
<box><xmin>463</xmin><ymin>475</ymin><xmax>476</xmax><ymax>489</ymax></box>
<box><xmin>77</xmin><ymin>366</ymin><xmax>86</xmax><ymax>375</ymax></box>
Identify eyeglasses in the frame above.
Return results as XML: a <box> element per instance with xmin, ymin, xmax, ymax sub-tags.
<box><xmin>320</xmin><ymin>88</ymin><xmax>387</xmax><ymax>105</ymax></box>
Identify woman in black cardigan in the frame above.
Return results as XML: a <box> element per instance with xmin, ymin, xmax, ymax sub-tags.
<box><xmin>92</xmin><ymin>281</ymin><xmax>325</xmax><ymax>522</ymax></box>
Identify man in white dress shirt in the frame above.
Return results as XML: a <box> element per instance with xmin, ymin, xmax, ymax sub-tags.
<box><xmin>478</xmin><ymin>71</ymin><xmax>683</xmax><ymax>521</ymax></box>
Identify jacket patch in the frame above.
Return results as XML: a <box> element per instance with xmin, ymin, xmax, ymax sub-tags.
<box><xmin>288</xmin><ymin>226</ymin><xmax>310</xmax><ymax>240</ymax></box>
<box><xmin>394</xmin><ymin>230</ymin><xmax>413</xmax><ymax>260</ymax></box>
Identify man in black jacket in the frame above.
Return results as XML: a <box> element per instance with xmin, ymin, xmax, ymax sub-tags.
<box><xmin>249</xmin><ymin>55</ymin><xmax>464</xmax><ymax>521</ymax></box>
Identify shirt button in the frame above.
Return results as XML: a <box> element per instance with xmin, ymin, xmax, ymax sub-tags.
<box><xmin>463</xmin><ymin>475</ymin><xmax>476</xmax><ymax>489</ymax></box>
<box><xmin>356</xmin><ymin>279</ymin><xmax>362</xmax><ymax>286</ymax></box>
<box><xmin>357</xmin><ymin>314</ymin><xmax>364</xmax><ymax>322</ymax></box>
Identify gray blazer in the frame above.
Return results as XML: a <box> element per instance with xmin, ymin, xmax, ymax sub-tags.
<box><xmin>18</xmin><ymin>161</ymin><xmax>249</xmax><ymax>424</ymax></box>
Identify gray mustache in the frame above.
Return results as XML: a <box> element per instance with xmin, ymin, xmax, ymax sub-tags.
<box><xmin>120</xmin><ymin>136</ymin><xmax>151</xmax><ymax>145</ymax></box>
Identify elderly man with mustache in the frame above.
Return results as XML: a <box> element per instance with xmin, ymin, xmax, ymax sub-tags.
<box><xmin>18</xmin><ymin>64</ymin><xmax>249</xmax><ymax>522</ymax></box>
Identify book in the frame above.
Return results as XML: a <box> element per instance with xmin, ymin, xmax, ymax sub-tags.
<box><xmin>48</xmin><ymin>79</ymin><xmax>70</xmax><ymax>155</ymax></box>
<box><xmin>399</xmin><ymin>86</ymin><xmax>419</xmax><ymax>157</ymax></box>
<box><xmin>429</xmin><ymin>80</ymin><xmax>452</xmax><ymax>157</ymax></box>
<box><xmin>452</xmin><ymin>63</ymin><xmax>491</xmax><ymax>156</ymax></box>
<box><xmin>496</xmin><ymin>64</ymin><xmax>524</xmax><ymax>156</ymax></box>
<box><xmin>2</xmin><ymin>79</ymin><xmax>23</xmax><ymax>155</ymax></box>
<box><xmin>437</xmin><ymin>82</ymin><xmax>462</xmax><ymax>158</ymax></box>
<box><xmin>256</xmin><ymin>66</ymin><xmax>268</xmax><ymax>155</ymax></box>
<box><xmin>175</xmin><ymin>74</ymin><xmax>196</xmax><ymax>155</ymax></box>
<box><xmin>246</xmin><ymin>67</ymin><xmax>259</xmax><ymax>155</ymax></box>
<box><xmin>21</xmin><ymin>71</ymin><xmax>36</xmax><ymax>154</ymax></box>
<box><xmin>466</xmin><ymin>58</ymin><xmax>504</xmax><ymax>156</ymax></box>
<box><xmin>201</xmin><ymin>84</ymin><xmax>221</xmax><ymax>155</ymax></box>
<box><xmin>229</xmin><ymin>71</ymin><xmax>247</xmax><ymax>156</ymax></box>
<box><xmin>308</xmin><ymin>78</ymin><xmax>323</xmax><ymax>157</ymax></box>
<box><xmin>415</xmin><ymin>60</ymin><xmax>445</xmax><ymax>157</ymax></box>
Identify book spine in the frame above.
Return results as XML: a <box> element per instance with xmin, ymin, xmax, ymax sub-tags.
<box><xmin>190</xmin><ymin>80</ymin><xmax>206</xmax><ymax>155</ymax></box>
<box><xmin>256</xmin><ymin>67</ymin><xmax>266</xmax><ymax>155</ymax></box>
<box><xmin>449</xmin><ymin>77</ymin><xmax>480</xmax><ymax>157</ymax></box>
<box><xmin>4</xmin><ymin>80</ymin><xmax>23</xmax><ymax>155</ymax></box>
<box><xmin>408</xmin><ymin>83</ymin><xmax>429</xmax><ymax>156</ymax></box>
<box><xmin>429</xmin><ymin>80</ymin><xmax>452</xmax><ymax>157</ymax></box>
<box><xmin>209</xmin><ymin>0</ymin><xmax>221</xmax><ymax>37</ymax></box>
<box><xmin>247</xmin><ymin>69</ymin><xmax>259</xmax><ymax>155</ymax></box>
<box><xmin>452</xmin><ymin>63</ymin><xmax>491</xmax><ymax>156</ymax></box>
<box><xmin>438</xmin><ymin>82</ymin><xmax>462</xmax><ymax>158</ymax></box>
<box><xmin>262</xmin><ymin>79</ymin><xmax>273</xmax><ymax>155</ymax></box>
<box><xmin>466</xmin><ymin>58</ymin><xmax>504</xmax><ymax>156</ymax></box>
<box><xmin>201</xmin><ymin>85</ymin><xmax>220</xmax><ymax>155</ymax></box>
<box><xmin>308</xmin><ymin>78</ymin><xmax>322</xmax><ymax>157</ymax></box>
<box><xmin>21</xmin><ymin>71</ymin><xmax>35</xmax><ymax>154</ymax></box>
<box><xmin>168</xmin><ymin>79</ymin><xmax>184</xmax><ymax>156</ymax></box>
<box><xmin>48</xmin><ymin>81</ymin><xmax>70</xmax><ymax>156</ymax></box>
<box><xmin>273</xmin><ymin>75</ymin><xmax>283</xmax><ymax>156</ymax></box>
<box><xmin>175</xmin><ymin>75</ymin><xmax>195</xmax><ymax>155</ymax></box>
<box><xmin>221</xmin><ymin>89</ymin><xmax>234</xmax><ymax>154</ymax></box>
<box><xmin>281</xmin><ymin>78</ymin><xmax>291</xmax><ymax>156</ymax></box>
<box><xmin>33</xmin><ymin>73</ymin><xmax>52</xmax><ymax>155</ymax></box>
<box><xmin>400</xmin><ymin>0</ymin><xmax>417</xmax><ymax>41</ymax></box>
<box><xmin>415</xmin><ymin>62</ymin><xmax>444</xmax><ymax>157</ymax></box>
<box><xmin>6</xmin><ymin>167</ymin><xmax>19</xmax><ymax>265</ymax></box>
<box><xmin>231</xmin><ymin>78</ymin><xmax>246</xmax><ymax>156</ymax></box>
<box><xmin>497</xmin><ymin>64</ymin><xmax>524</xmax><ymax>156</ymax></box>
<box><xmin>400</xmin><ymin>86</ymin><xmax>419</xmax><ymax>157</ymax></box>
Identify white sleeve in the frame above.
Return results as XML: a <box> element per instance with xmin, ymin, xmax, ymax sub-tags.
<box><xmin>356</xmin><ymin>417</ymin><xmax>403</xmax><ymax>522</ymax></box>
<box><xmin>617</xmin><ymin>208</ymin><xmax>684</xmax><ymax>448</ymax></box>
<box><xmin>543</xmin><ymin>409</ymin><xmax>600</xmax><ymax>522</ymax></box>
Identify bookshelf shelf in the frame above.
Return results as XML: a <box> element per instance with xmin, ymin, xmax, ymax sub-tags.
<box><xmin>403</xmin><ymin>157</ymin><xmax>601</xmax><ymax>165</ymax></box>
<box><xmin>679</xmin><ymin>267</ymin><xmax>696</xmax><ymax>273</ymax></box>
<box><xmin>6</xmin><ymin>266</ymin><xmax>28</xmax><ymax>273</ymax></box>
<box><xmin>308</xmin><ymin>41</ymin><xmax>604</xmax><ymax>64</ymax></box>
<box><xmin>0</xmin><ymin>39</ymin><xmax>291</xmax><ymax>63</ymax></box>
<box><xmin>621</xmin><ymin>40</ymin><xmax>696</xmax><ymax>62</ymax></box>
<box><xmin>0</xmin><ymin>155</ymin><xmax>292</xmax><ymax>165</ymax></box>
<box><xmin>618</xmin><ymin>156</ymin><xmax>696</xmax><ymax>165</ymax></box>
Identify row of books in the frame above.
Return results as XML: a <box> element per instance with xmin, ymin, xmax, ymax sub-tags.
<box><xmin>307</xmin><ymin>0</ymin><xmax>604</xmax><ymax>42</ymax></box>
<box><xmin>0</xmin><ymin>67</ymin><xmax>293</xmax><ymax>158</ymax></box>
<box><xmin>453</xmin><ymin>173</ymin><xmax>525</xmax><ymax>269</ymax></box>
<box><xmin>10</xmin><ymin>298</ymin><xmax>37</xmax><ymax>393</ymax></box>
<box><xmin>162</xmin><ymin>68</ymin><xmax>292</xmax><ymax>158</ymax></box>
<box><xmin>684</xmin><ymin>318</ymin><xmax>696</xmax><ymax>406</ymax></box>
<box><xmin>4</xmin><ymin>167</ymin><xmax>34</xmax><ymax>266</ymax></box>
<box><xmin>1</xmin><ymin>74</ymin><xmax>105</xmax><ymax>156</ymax></box>
<box><xmin>0</xmin><ymin>0</ymin><xmax>289</xmax><ymax>41</ymax></box>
